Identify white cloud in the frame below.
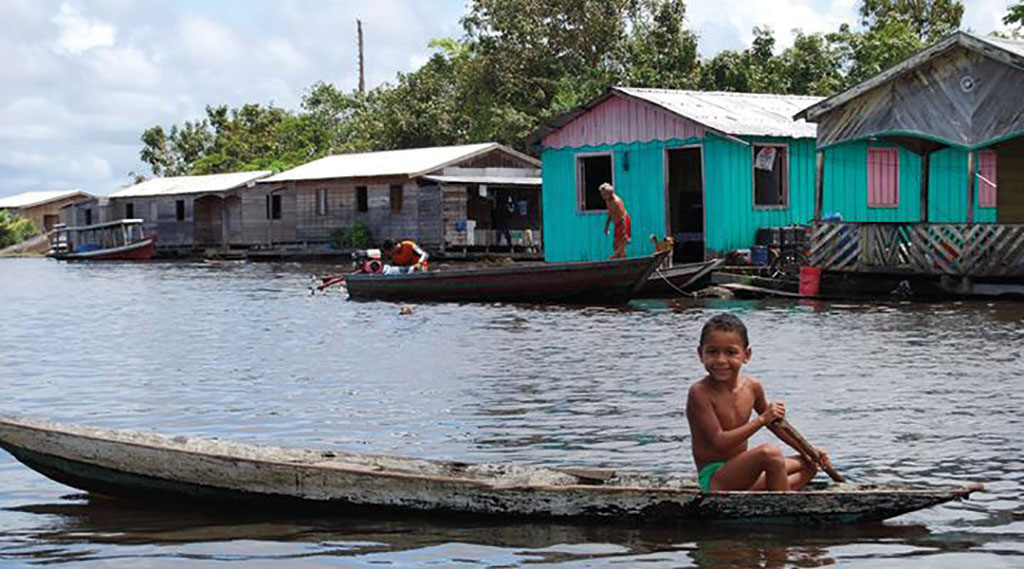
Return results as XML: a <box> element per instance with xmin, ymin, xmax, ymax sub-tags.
<box><xmin>87</xmin><ymin>46</ymin><xmax>161</xmax><ymax>88</ymax></box>
<box><xmin>52</xmin><ymin>2</ymin><xmax>115</xmax><ymax>55</ymax></box>
<box><xmin>178</xmin><ymin>13</ymin><xmax>243</xmax><ymax>66</ymax></box>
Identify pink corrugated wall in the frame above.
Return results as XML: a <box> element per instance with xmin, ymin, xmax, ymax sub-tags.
<box><xmin>977</xmin><ymin>149</ymin><xmax>997</xmax><ymax>207</ymax></box>
<box><xmin>868</xmin><ymin>148</ymin><xmax>899</xmax><ymax>207</ymax></box>
<box><xmin>543</xmin><ymin>95</ymin><xmax>706</xmax><ymax>148</ymax></box>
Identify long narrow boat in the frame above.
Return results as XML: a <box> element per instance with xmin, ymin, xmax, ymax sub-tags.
<box><xmin>636</xmin><ymin>258</ymin><xmax>724</xmax><ymax>297</ymax></box>
<box><xmin>343</xmin><ymin>252</ymin><xmax>666</xmax><ymax>303</ymax></box>
<box><xmin>47</xmin><ymin>219</ymin><xmax>156</xmax><ymax>261</ymax></box>
<box><xmin>0</xmin><ymin>415</ymin><xmax>980</xmax><ymax>524</ymax></box>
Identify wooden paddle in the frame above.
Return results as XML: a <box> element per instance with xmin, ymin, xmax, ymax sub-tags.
<box><xmin>771</xmin><ymin>418</ymin><xmax>845</xmax><ymax>483</ymax></box>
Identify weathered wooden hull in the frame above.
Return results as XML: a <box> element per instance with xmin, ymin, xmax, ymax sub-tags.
<box><xmin>636</xmin><ymin>259</ymin><xmax>723</xmax><ymax>297</ymax></box>
<box><xmin>50</xmin><ymin>238</ymin><xmax>156</xmax><ymax>261</ymax></box>
<box><xmin>343</xmin><ymin>253</ymin><xmax>665</xmax><ymax>303</ymax></box>
<box><xmin>0</xmin><ymin>415</ymin><xmax>979</xmax><ymax>524</ymax></box>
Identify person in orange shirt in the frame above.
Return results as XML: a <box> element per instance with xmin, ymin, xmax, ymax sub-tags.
<box><xmin>600</xmin><ymin>183</ymin><xmax>631</xmax><ymax>259</ymax></box>
<box><xmin>383</xmin><ymin>239</ymin><xmax>429</xmax><ymax>273</ymax></box>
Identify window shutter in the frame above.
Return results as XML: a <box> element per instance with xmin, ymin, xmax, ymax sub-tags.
<box><xmin>867</xmin><ymin>148</ymin><xmax>898</xmax><ymax>207</ymax></box>
<box><xmin>977</xmin><ymin>150</ymin><xmax>997</xmax><ymax>208</ymax></box>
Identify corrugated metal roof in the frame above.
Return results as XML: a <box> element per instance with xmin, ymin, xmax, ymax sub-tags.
<box><xmin>109</xmin><ymin>171</ymin><xmax>272</xmax><ymax>198</ymax></box>
<box><xmin>422</xmin><ymin>174</ymin><xmax>542</xmax><ymax>186</ymax></box>
<box><xmin>614</xmin><ymin>87</ymin><xmax>822</xmax><ymax>138</ymax></box>
<box><xmin>262</xmin><ymin>143</ymin><xmax>539</xmax><ymax>183</ymax></box>
<box><xmin>0</xmin><ymin>190</ymin><xmax>91</xmax><ymax>209</ymax></box>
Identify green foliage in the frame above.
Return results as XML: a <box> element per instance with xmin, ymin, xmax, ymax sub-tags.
<box><xmin>1005</xmin><ymin>2</ymin><xmax>1024</xmax><ymax>37</ymax></box>
<box><xmin>135</xmin><ymin>0</ymin><xmax>974</xmax><ymax>175</ymax></box>
<box><xmin>0</xmin><ymin>210</ymin><xmax>40</xmax><ymax>249</ymax></box>
<box><xmin>331</xmin><ymin>221</ymin><xmax>374</xmax><ymax>249</ymax></box>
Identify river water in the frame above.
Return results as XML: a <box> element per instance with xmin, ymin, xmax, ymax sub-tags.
<box><xmin>0</xmin><ymin>258</ymin><xmax>1020</xmax><ymax>568</ymax></box>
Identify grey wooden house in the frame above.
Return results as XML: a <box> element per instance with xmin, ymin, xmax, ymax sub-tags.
<box><xmin>795</xmin><ymin>31</ymin><xmax>1024</xmax><ymax>294</ymax></box>
<box><xmin>256</xmin><ymin>143</ymin><xmax>542</xmax><ymax>253</ymax></box>
<box><xmin>94</xmin><ymin>171</ymin><xmax>272</xmax><ymax>250</ymax></box>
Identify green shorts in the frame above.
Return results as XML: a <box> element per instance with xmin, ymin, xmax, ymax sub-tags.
<box><xmin>698</xmin><ymin>461</ymin><xmax>725</xmax><ymax>492</ymax></box>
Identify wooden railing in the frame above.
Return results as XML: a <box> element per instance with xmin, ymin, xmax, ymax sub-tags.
<box><xmin>809</xmin><ymin>223</ymin><xmax>1024</xmax><ymax>276</ymax></box>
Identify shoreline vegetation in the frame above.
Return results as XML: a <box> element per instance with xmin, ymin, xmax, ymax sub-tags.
<box><xmin>133</xmin><ymin>1</ymin><xmax>1010</xmax><ymax>183</ymax></box>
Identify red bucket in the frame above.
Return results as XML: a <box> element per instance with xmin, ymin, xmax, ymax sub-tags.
<box><xmin>799</xmin><ymin>266</ymin><xmax>821</xmax><ymax>297</ymax></box>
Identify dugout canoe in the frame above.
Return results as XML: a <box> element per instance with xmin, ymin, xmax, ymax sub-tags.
<box><xmin>342</xmin><ymin>252</ymin><xmax>666</xmax><ymax>303</ymax></box>
<box><xmin>0</xmin><ymin>415</ymin><xmax>981</xmax><ymax>524</ymax></box>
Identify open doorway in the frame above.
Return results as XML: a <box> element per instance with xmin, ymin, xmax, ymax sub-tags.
<box><xmin>666</xmin><ymin>147</ymin><xmax>705</xmax><ymax>262</ymax></box>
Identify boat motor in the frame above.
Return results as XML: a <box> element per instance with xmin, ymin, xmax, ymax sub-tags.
<box><xmin>352</xmin><ymin>248</ymin><xmax>384</xmax><ymax>273</ymax></box>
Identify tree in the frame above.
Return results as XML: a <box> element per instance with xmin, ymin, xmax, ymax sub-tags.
<box><xmin>859</xmin><ymin>0</ymin><xmax>964</xmax><ymax>43</ymax></box>
<box><xmin>0</xmin><ymin>210</ymin><xmax>39</xmax><ymax>249</ymax></box>
<box><xmin>780</xmin><ymin>32</ymin><xmax>844</xmax><ymax>96</ymax></box>
<box><xmin>624</xmin><ymin>0</ymin><xmax>700</xmax><ymax>89</ymax></box>
<box><xmin>1004</xmin><ymin>1</ymin><xmax>1024</xmax><ymax>36</ymax></box>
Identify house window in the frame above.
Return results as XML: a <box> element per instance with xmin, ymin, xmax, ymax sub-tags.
<box><xmin>316</xmin><ymin>188</ymin><xmax>328</xmax><ymax>216</ymax></box>
<box><xmin>753</xmin><ymin>145</ymin><xmax>788</xmax><ymax>207</ymax></box>
<box><xmin>175</xmin><ymin>200</ymin><xmax>185</xmax><ymax>221</ymax></box>
<box><xmin>125</xmin><ymin>202</ymin><xmax>134</xmax><ymax>218</ymax></box>
<box><xmin>977</xmin><ymin>150</ymin><xmax>997</xmax><ymax>208</ymax></box>
<box><xmin>356</xmin><ymin>186</ymin><xmax>368</xmax><ymax>212</ymax></box>
<box><xmin>867</xmin><ymin>148</ymin><xmax>899</xmax><ymax>207</ymax></box>
<box><xmin>577</xmin><ymin>153</ymin><xmax>613</xmax><ymax>211</ymax></box>
<box><xmin>85</xmin><ymin>208</ymin><xmax>92</xmax><ymax>226</ymax></box>
<box><xmin>266</xmin><ymin>194</ymin><xmax>281</xmax><ymax>220</ymax></box>
<box><xmin>390</xmin><ymin>184</ymin><xmax>404</xmax><ymax>212</ymax></box>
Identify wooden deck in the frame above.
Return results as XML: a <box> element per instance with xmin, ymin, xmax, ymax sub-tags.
<box><xmin>809</xmin><ymin>222</ymin><xmax>1024</xmax><ymax>277</ymax></box>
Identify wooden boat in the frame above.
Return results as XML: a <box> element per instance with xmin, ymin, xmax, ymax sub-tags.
<box><xmin>0</xmin><ymin>415</ymin><xmax>981</xmax><ymax>524</ymax></box>
<box><xmin>47</xmin><ymin>219</ymin><xmax>156</xmax><ymax>261</ymax></box>
<box><xmin>342</xmin><ymin>252</ymin><xmax>666</xmax><ymax>303</ymax></box>
<box><xmin>636</xmin><ymin>258</ymin><xmax>723</xmax><ymax>297</ymax></box>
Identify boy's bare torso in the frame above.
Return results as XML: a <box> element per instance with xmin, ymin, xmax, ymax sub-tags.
<box><xmin>688</xmin><ymin>375</ymin><xmax>764</xmax><ymax>469</ymax></box>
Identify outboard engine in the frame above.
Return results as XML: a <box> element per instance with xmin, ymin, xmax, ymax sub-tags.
<box><xmin>352</xmin><ymin>248</ymin><xmax>385</xmax><ymax>274</ymax></box>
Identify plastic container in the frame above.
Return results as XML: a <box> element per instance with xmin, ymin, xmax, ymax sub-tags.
<box><xmin>799</xmin><ymin>266</ymin><xmax>821</xmax><ymax>297</ymax></box>
<box><xmin>750</xmin><ymin>246</ymin><xmax>769</xmax><ymax>266</ymax></box>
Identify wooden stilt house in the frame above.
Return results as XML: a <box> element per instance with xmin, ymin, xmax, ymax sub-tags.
<box><xmin>795</xmin><ymin>32</ymin><xmax>1024</xmax><ymax>290</ymax></box>
<box><xmin>101</xmin><ymin>171</ymin><xmax>272</xmax><ymax>251</ymax></box>
<box><xmin>255</xmin><ymin>143</ymin><xmax>542</xmax><ymax>254</ymax></box>
<box><xmin>534</xmin><ymin>87</ymin><xmax>822</xmax><ymax>262</ymax></box>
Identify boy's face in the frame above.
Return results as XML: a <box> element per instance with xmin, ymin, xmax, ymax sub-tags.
<box><xmin>697</xmin><ymin>329</ymin><xmax>751</xmax><ymax>383</ymax></box>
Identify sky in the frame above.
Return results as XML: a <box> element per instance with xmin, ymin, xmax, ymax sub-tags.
<box><xmin>0</xmin><ymin>0</ymin><xmax>1014</xmax><ymax>198</ymax></box>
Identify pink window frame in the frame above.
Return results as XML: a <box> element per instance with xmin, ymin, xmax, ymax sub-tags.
<box><xmin>867</xmin><ymin>147</ymin><xmax>899</xmax><ymax>208</ymax></box>
<box><xmin>977</xmin><ymin>150</ymin><xmax>997</xmax><ymax>208</ymax></box>
<box><xmin>751</xmin><ymin>143</ymin><xmax>789</xmax><ymax>210</ymax></box>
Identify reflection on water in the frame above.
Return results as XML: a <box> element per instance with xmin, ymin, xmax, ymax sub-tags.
<box><xmin>0</xmin><ymin>258</ymin><xmax>1022</xmax><ymax>567</ymax></box>
<box><xmin>4</xmin><ymin>496</ymin><xmax>947</xmax><ymax>568</ymax></box>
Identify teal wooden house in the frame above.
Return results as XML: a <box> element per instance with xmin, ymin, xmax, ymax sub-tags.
<box><xmin>796</xmin><ymin>32</ymin><xmax>1024</xmax><ymax>289</ymax></box>
<box><xmin>535</xmin><ymin>87</ymin><xmax>823</xmax><ymax>262</ymax></box>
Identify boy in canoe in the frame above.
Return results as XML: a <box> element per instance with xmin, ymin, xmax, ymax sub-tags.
<box><xmin>686</xmin><ymin>313</ymin><xmax>831</xmax><ymax>491</ymax></box>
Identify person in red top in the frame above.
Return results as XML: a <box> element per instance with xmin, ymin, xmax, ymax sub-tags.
<box><xmin>383</xmin><ymin>239</ymin><xmax>429</xmax><ymax>272</ymax></box>
<box><xmin>600</xmin><ymin>183</ymin><xmax>631</xmax><ymax>259</ymax></box>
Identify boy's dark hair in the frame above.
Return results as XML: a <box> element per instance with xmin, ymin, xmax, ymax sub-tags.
<box><xmin>382</xmin><ymin>240</ymin><xmax>395</xmax><ymax>250</ymax></box>
<box><xmin>699</xmin><ymin>313</ymin><xmax>749</xmax><ymax>347</ymax></box>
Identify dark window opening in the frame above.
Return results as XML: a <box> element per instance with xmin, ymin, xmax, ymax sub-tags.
<box><xmin>125</xmin><ymin>202</ymin><xmax>134</xmax><ymax>218</ymax></box>
<box><xmin>390</xmin><ymin>184</ymin><xmax>403</xmax><ymax>212</ymax></box>
<box><xmin>265</xmin><ymin>194</ymin><xmax>282</xmax><ymax>220</ymax></box>
<box><xmin>85</xmin><ymin>208</ymin><xmax>92</xmax><ymax>226</ymax></box>
<box><xmin>578</xmin><ymin>154</ymin><xmax>612</xmax><ymax>211</ymax></box>
<box><xmin>753</xmin><ymin>145</ymin><xmax>787</xmax><ymax>207</ymax></box>
<box><xmin>316</xmin><ymin>188</ymin><xmax>327</xmax><ymax>216</ymax></box>
<box><xmin>356</xmin><ymin>186</ymin><xmax>368</xmax><ymax>212</ymax></box>
<box><xmin>175</xmin><ymin>200</ymin><xmax>186</xmax><ymax>221</ymax></box>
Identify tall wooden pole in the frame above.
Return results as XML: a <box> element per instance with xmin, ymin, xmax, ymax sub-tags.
<box><xmin>357</xmin><ymin>19</ymin><xmax>365</xmax><ymax>97</ymax></box>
